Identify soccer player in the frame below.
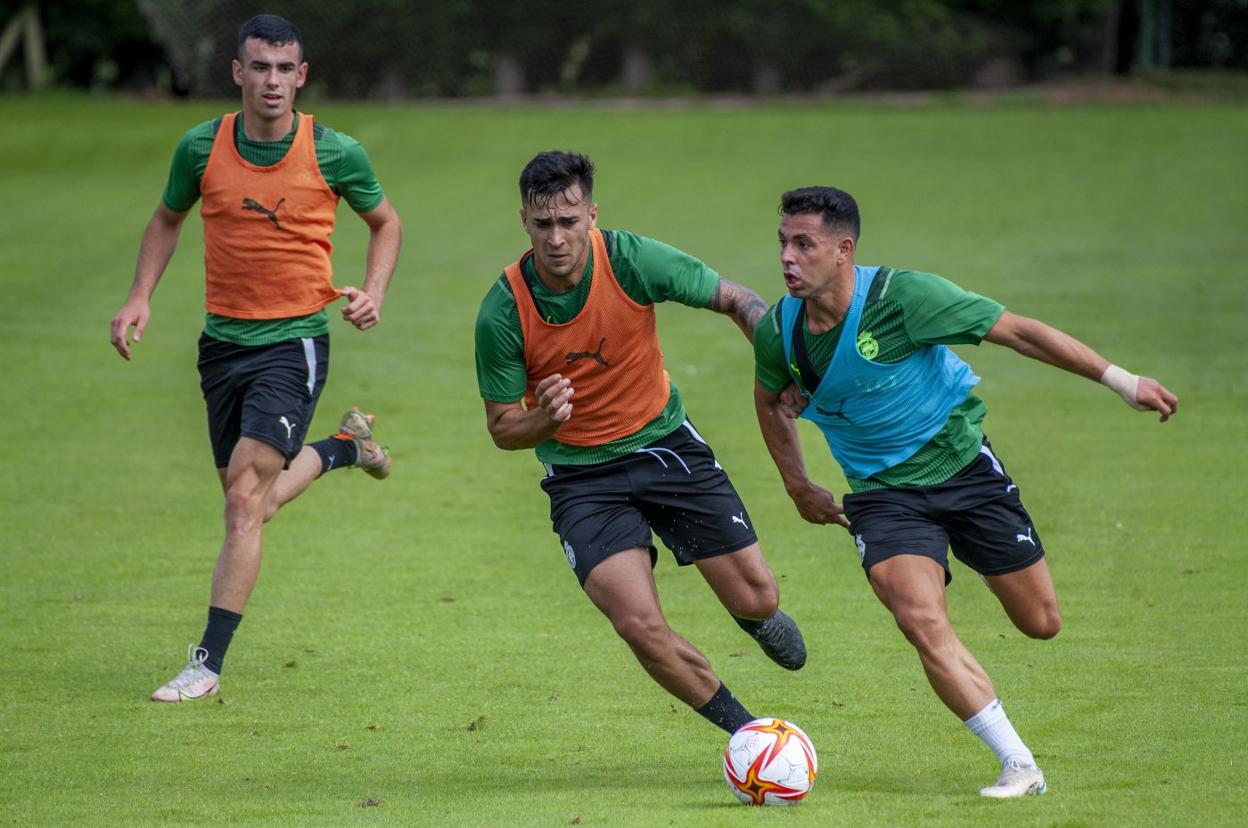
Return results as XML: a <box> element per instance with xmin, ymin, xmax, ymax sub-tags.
<box><xmin>753</xmin><ymin>186</ymin><xmax>1177</xmax><ymax>797</ymax></box>
<box><xmin>474</xmin><ymin>150</ymin><xmax>805</xmax><ymax>734</ymax></box>
<box><xmin>109</xmin><ymin>15</ymin><xmax>402</xmax><ymax>702</ymax></box>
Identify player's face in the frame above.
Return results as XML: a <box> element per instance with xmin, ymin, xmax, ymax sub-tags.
<box><xmin>521</xmin><ymin>187</ymin><xmax>598</xmax><ymax>287</ymax></box>
<box><xmin>778</xmin><ymin>212</ymin><xmax>851</xmax><ymax>299</ymax></box>
<box><xmin>233</xmin><ymin>38</ymin><xmax>306</xmax><ymax>126</ymax></box>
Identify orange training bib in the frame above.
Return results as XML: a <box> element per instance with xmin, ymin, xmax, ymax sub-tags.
<box><xmin>200</xmin><ymin>112</ymin><xmax>341</xmax><ymax>319</ymax></box>
<box><xmin>504</xmin><ymin>229</ymin><xmax>670</xmax><ymax>446</ymax></box>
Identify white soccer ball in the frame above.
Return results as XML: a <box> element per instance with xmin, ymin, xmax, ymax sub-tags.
<box><xmin>722</xmin><ymin>717</ymin><xmax>818</xmax><ymax>806</ymax></box>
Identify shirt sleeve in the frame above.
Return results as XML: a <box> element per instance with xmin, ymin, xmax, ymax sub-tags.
<box><xmin>474</xmin><ymin>278</ymin><xmax>529</xmax><ymax>403</ymax></box>
<box><xmin>891</xmin><ymin>270</ymin><xmax>1006</xmax><ymax>346</ymax></box>
<box><xmin>608</xmin><ymin>230</ymin><xmax>720</xmax><ymax>307</ymax></box>
<box><xmin>328</xmin><ymin>130</ymin><xmax>385</xmax><ymax>214</ymax></box>
<box><xmin>753</xmin><ymin>303</ymin><xmax>792</xmax><ymax>394</ymax></box>
<box><xmin>160</xmin><ymin>122</ymin><xmax>213</xmax><ymax>213</ymax></box>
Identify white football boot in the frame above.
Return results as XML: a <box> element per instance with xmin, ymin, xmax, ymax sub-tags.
<box><xmin>979</xmin><ymin>758</ymin><xmax>1047</xmax><ymax>798</ymax></box>
<box><xmin>335</xmin><ymin>407</ymin><xmax>391</xmax><ymax>480</ymax></box>
<box><xmin>151</xmin><ymin>645</ymin><xmax>220</xmax><ymax>702</ymax></box>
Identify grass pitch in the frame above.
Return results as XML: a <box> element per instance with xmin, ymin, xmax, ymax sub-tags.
<box><xmin>0</xmin><ymin>94</ymin><xmax>1245</xmax><ymax>826</ymax></box>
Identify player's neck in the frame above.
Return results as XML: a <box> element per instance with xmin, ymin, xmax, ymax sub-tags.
<box><xmin>804</xmin><ymin>266</ymin><xmax>855</xmax><ymax>334</ymax></box>
<box><xmin>240</xmin><ymin>109</ymin><xmax>296</xmax><ymax>142</ymax></box>
<box><xmin>532</xmin><ymin>257</ymin><xmax>588</xmax><ymax>294</ymax></box>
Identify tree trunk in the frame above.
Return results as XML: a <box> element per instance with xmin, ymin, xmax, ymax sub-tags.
<box><xmin>621</xmin><ymin>42</ymin><xmax>653</xmax><ymax>93</ymax></box>
<box><xmin>494</xmin><ymin>52</ymin><xmax>525</xmax><ymax>98</ymax></box>
<box><xmin>1099</xmin><ymin>0</ymin><xmax>1124</xmax><ymax>74</ymax></box>
<box><xmin>752</xmin><ymin>60</ymin><xmax>780</xmax><ymax>96</ymax></box>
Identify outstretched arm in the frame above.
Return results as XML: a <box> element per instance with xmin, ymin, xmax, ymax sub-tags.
<box><xmin>754</xmin><ymin>382</ymin><xmax>849</xmax><ymax>528</ymax></box>
<box><xmin>341</xmin><ymin>196</ymin><xmax>402</xmax><ymax>331</ymax></box>
<box><xmin>705</xmin><ymin>277</ymin><xmax>770</xmax><ymax>342</ymax></box>
<box><xmin>984</xmin><ymin>310</ymin><xmax>1178</xmax><ymax>421</ymax></box>
<box><xmin>110</xmin><ymin>202</ymin><xmax>189</xmax><ymax>360</ymax></box>
<box><xmin>483</xmin><ymin>375</ymin><xmax>575</xmax><ymax>450</ymax></box>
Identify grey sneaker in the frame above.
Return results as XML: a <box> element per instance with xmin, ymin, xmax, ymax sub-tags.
<box><xmin>335</xmin><ymin>407</ymin><xmax>391</xmax><ymax>480</ymax></box>
<box><xmin>980</xmin><ymin>759</ymin><xmax>1047</xmax><ymax>798</ymax></box>
<box><xmin>736</xmin><ymin>609</ymin><xmax>807</xmax><ymax>671</ymax></box>
<box><xmin>151</xmin><ymin>645</ymin><xmax>220</xmax><ymax>702</ymax></box>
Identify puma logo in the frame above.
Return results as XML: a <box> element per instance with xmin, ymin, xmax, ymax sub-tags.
<box><xmin>279</xmin><ymin>416</ymin><xmax>296</xmax><ymax>440</ymax></box>
<box><xmin>566</xmin><ymin>337</ymin><xmax>608</xmax><ymax>366</ymax></box>
<box><xmin>1016</xmin><ymin>527</ymin><xmax>1036</xmax><ymax>546</ymax></box>
<box><xmin>242</xmin><ymin>197</ymin><xmax>286</xmax><ymax>230</ymax></box>
<box><xmin>731</xmin><ymin>512</ymin><xmax>749</xmax><ymax>530</ymax></box>
<box><xmin>815</xmin><ymin>397</ymin><xmax>852</xmax><ymax>423</ymax></box>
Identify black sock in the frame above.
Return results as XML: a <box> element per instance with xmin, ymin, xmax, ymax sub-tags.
<box><xmin>695</xmin><ymin>682</ymin><xmax>755</xmax><ymax>734</ymax></box>
<box><xmin>198</xmin><ymin>606</ymin><xmax>242</xmax><ymax>675</ymax></box>
<box><xmin>309</xmin><ymin>436</ymin><xmax>359</xmax><ymax>476</ymax></box>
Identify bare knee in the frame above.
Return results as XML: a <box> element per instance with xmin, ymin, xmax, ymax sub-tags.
<box><xmin>223</xmin><ymin>486</ymin><xmax>265</xmax><ymax>537</ymax></box>
<box><xmin>710</xmin><ymin>559</ymin><xmax>779</xmax><ymax>620</ymax></box>
<box><xmin>612</xmin><ymin>613</ymin><xmax>674</xmax><ymax>664</ymax></box>
<box><xmin>731</xmin><ymin>579</ymin><xmax>780</xmax><ymax>621</ymax></box>
<box><xmin>1018</xmin><ymin>606</ymin><xmax>1062</xmax><ymax>640</ymax></box>
<box><xmin>892</xmin><ymin>606</ymin><xmax>952</xmax><ymax>654</ymax></box>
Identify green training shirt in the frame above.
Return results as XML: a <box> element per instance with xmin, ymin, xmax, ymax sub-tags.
<box><xmin>475</xmin><ymin>230</ymin><xmax>720</xmax><ymax>465</ymax></box>
<box><xmin>754</xmin><ymin>268</ymin><xmax>1005</xmax><ymax>491</ymax></box>
<box><xmin>162</xmin><ymin>111</ymin><xmax>385</xmax><ymax>346</ymax></box>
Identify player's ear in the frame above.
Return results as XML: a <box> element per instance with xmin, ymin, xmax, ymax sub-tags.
<box><xmin>232</xmin><ymin>59</ymin><xmax>243</xmax><ymax>87</ymax></box>
<box><xmin>519</xmin><ymin>207</ymin><xmax>528</xmax><ymax>229</ymax></box>
<box><xmin>588</xmin><ymin>202</ymin><xmax>598</xmax><ymax>230</ymax></box>
<box><xmin>296</xmin><ymin>62</ymin><xmax>308</xmax><ymax>89</ymax></box>
<box><xmin>837</xmin><ymin>235</ymin><xmax>855</xmax><ymax>262</ymax></box>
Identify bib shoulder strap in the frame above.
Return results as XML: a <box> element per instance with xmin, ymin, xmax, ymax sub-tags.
<box><xmin>513</xmin><ymin>252</ymin><xmax>552</xmax><ymax>319</ymax></box>
<box><xmin>789</xmin><ymin>303</ymin><xmax>823</xmax><ymax>393</ymax></box>
<box><xmin>866</xmin><ymin>266</ymin><xmax>894</xmax><ymax>301</ymax></box>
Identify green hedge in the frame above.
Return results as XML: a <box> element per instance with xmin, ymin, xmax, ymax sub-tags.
<box><xmin>7</xmin><ymin>0</ymin><xmax>1246</xmax><ymax>97</ymax></box>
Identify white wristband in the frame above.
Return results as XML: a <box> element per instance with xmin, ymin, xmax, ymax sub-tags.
<box><xmin>1100</xmin><ymin>364</ymin><xmax>1149</xmax><ymax>411</ymax></box>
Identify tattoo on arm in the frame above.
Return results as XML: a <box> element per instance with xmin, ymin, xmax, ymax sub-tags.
<box><xmin>707</xmin><ymin>278</ymin><xmax>768</xmax><ymax>340</ymax></box>
<box><xmin>737</xmin><ymin>294</ymin><xmax>768</xmax><ymax>333</ymax></box>
<box><xmin>707</xmin><ymin>280</ymin><xmax>724</xmax><ymax>312</ymax></box>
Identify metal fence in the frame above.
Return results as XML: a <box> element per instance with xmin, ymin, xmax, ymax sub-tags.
<box><xmin>5</xmin><ymin>1</ymin><xmax>1243</xmax><ymax>98</ymax></box>
<box><xmin>130</xmin><ymin>0</ymin><xmax>1138</xmax><ymax>99</ymax></box>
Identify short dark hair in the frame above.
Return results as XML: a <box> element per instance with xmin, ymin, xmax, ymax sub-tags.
<box><xmin>238</xmin><ymin>15</ymin><xmax>304</xmax><ymax>60</ymax></box>
<box><xmin>780</xmin><ymin>186</ymin><xmax>860</xmax><ymax>240</ymax></box>
<box><xmin>519</xmin><ymin>151</ymin><xmax>595</xmax><ymax>208</ymax></box>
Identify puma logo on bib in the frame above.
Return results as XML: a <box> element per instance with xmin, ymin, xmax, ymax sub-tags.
<box><xmin>566</xmin><ymin>337</ymin><xmax>609</xmax><ymax>366</ymax></box>
<box><xmin>242</xmin><ymin>197</ymin><xmax>287</xmax><ymax>231</ymax></box>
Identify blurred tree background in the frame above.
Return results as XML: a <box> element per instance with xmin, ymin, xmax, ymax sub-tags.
<box><xmin>2</xmin><ymin>0</ymin><xmax>1245</xmax><ymax>97</ymax></box>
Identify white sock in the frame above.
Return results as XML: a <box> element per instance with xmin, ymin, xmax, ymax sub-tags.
<box><xmin>963</xmin><ymin>698</ymin><xmax>1036</xmax><ymax>767</ymax></box>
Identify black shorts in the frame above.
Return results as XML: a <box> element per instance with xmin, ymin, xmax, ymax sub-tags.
<box><xmin>539</xmin><ymin>420</ymin><xmax>759</xmax><ymax>586</ymax></box>
<box><xmin>841</xmin><ymin>439</ymin><xmax>1045</xmax><ymax>585</ymax></box>
<box><xmin>197</xmin><ymin>333</ymin><xmax>329</xmax><ymax>469</ymax></box>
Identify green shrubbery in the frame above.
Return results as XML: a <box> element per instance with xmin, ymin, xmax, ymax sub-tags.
<box><xmin>8</xmin><ymin>0</ymin><xmax>1247</xmax><ymax>97</ymax></box>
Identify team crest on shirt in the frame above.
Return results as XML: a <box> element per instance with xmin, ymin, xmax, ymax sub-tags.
<box><xmin>856</xmin><ymin>330</ymin><xmax>879</xmax><ymax>360</ymax></box>
<box><xmin>562</xmin><ymin>540</ymin><xmax>577</xmax><ymax>569</ymax></box>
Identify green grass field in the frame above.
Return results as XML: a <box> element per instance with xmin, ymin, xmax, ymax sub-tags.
<box><xmin>1</xmin><ymin>94</ymin><xmax>1245</xmax><ymax>826</ymax></box>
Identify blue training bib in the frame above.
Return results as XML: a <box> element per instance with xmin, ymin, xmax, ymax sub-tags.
<box><xmin>780</xmin><ymin>265</ymin><xmax>979</xmax><ymax>479</ymax></box>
